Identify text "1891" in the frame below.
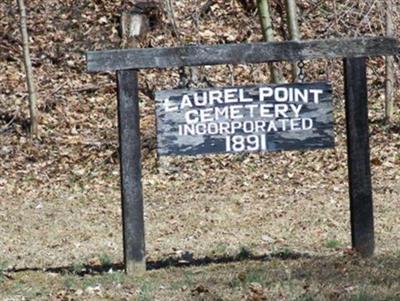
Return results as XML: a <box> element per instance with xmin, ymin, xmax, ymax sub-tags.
<box><xmin>225</xmin><ymin>134</ymin><xmax>267</xmax><ymax>152</ymax></box>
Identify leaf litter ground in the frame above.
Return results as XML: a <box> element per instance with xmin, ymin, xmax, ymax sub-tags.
<box><xmin>1</xmin><ymin>0</ymin><xmax>400</xmax><ymax>300</ymax></box>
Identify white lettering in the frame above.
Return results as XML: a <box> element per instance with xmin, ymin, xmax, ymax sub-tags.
<box><xmin>193</xmin><ymin>92</ymin><xmax>208</xmax><ymax>106</ymax></box>
<box><xmin>275</xmin><ymin>104</ymin><xmax>289</xmax><ymax>118</ymax></box>
<box><xmin>180</xmin><ymin>95</ymin><xmax>193</xmax><ymax>109</ymax></box>
<box><xmin>215</xmin><ymin>106</ymin><xmax>229</xmax><ymax>120</ymax></box>
<box><xmin>267</xmin><ymin>120</ymin><xmax>278</xmax><ymax>132</ymax></box>
<box><xmin>260</xmin><ymin>104</ymin><xmax>274</xmax><ymax>118</ymax></box>
<box><xmin>309</xmin><ymin>89</ymin><xmax>323</xmax><ymax>104</ymax></box>
<box><xmin>275</xmin><ymin>87</ymin><xmax>288</xmax><ymax>102</ymax></box>
<box><xmin>182</xmin><ymin>124</ymin><xmax>195</xmax><ymax>135</ymax></box>
<box><xmin>185</xmin><ymin>110</ymin><xmax>199</xmax><ymax>124</ymax></box>
<box><xmin>290</xmin><ymin>118</ymin><xmax>302</xmax><ymax>130</ymax></box>
<box><xmin>245</xmin><ymin>104</ymin><xmax>259</xmax><ymax>118</ymax></box>
<box><xmin>302</xmin><ymin>118</ymin><xmax>313</xmax><ymax>130</ymax></box>
<box><xmin>224</xmin><ymin>89</ymin><xmax>238</xmax><ymax>103</ymax></box>
<box><xmin>243</xmin><ymin>121</ymin><xmax>254</xmax><ymax>133</ymax></box>
<box><xmin>208</xmin><ymin>122</ymin><xmax>218</xmax><ymax>134</ymax></box>
<box><xmin>239</xmin><ymin>89</ymin><xmax>252</xmax><ymax>102</ymax></box>
<box><xmin>230</xmin><ymin>105</ymin><xmax>244</xmax><ymax>119</ymax></box>
<box><xmin>164</xmin><ymin>98</ymin><xmax>178</xmax><ymax>112</ymax></box>
<box><xmin>196</xmin><ymin>123</ymin><xmax>207</xmax><ymax>135</ymax></box>
<box><xmin>259</xmin><ymin>87</ymin><xmax>273</xmax><ymax>101</ymax></box>
<box><xmin>278</xmin><ymin>119</ymin><xmax>289</xmax><ymax>131</ymax></box>
<box><xmin>209</xmin><ymin>90</ymin><xmax>223</xmax><ymax>105</ymax></box>
<box><xmin>199</xmin><ymin>108</ymin><xmax>214</xmax><ymax>122</ymax></box>
<box><xmin>290</xmin><ymin>104</ymin><xmax>303</xmax><ymax>118</ymax></box>
<box><xmin>255</xmin><ymin>120</ymin><xmax>266</xmax><ymax>132</ymax></box>
<box><xmin>231</xmin><ymin>121</ymin><xmax>242</xmax><ymax>133</ymax></box>
<box><xmin>294</xmin><ymin>89</ymin><xmax>308</xmax><ymax>103</ymax></box>
<box><xmin>219</xmin><ymin>122</ymin><xmax>230</xmax><ymax>134</ymax></box>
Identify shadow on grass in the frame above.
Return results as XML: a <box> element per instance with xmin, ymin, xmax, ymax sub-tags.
<box><xmin>6</xmin><ymin>249</ymin><xmax>400</xmax><ymax>291</ymax></box>
<box><xmin>4</xmin><ymin>251</ymin><xmax>400</xmax><ymax>300</ymax></box>
<box><xmin>6</xmin><ymin>248</ymin><xmax>310</xmax><ymax>276</ymax></box>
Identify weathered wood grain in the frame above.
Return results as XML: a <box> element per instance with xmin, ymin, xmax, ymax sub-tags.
<box><xmin>344</xmin><ymin>57</ymin><xmax>374</xmax><ymax>257</ymax></box>
<box><xmin>87</xmin><ymin>37</ymin><xmax>399</xmax><ymax>72</ymax></box>
<box><xmin>117</xmin><ymin>69</ymin><xmax>146</xmax><ymax>274</ymax></box>
<box><xmin>155</xmin><ymin>82</ymin><xmax>334</xmax><ymax>156</ymax></box>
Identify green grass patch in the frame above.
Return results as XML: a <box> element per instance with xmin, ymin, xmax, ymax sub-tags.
<box><xmin>236</xmin><ymin>246</ymin><xmax>253</xmax><ymax>260</ymax></box>
<box><xmin>350</xmin><ymin>290</ymin><xmax>374</xmax><ymax>301</ymax></box>
<box><xmin>325</xmin><ymin>239</ymin><xmax>341</xmax><ymax>249</ymax></box>
<box><xmin>137</xmin><ymin>280</ymin><xmax>156</xmax><ymax>301</ymax></box>
<box><xmin>71</xmin><ymin>261</ymin><xmax>85</xmax><ymax>275</ymax></box>
<box><xmin>2</xmin><ymin>254</ymin><xmax>400</xmax><ymax>300</ymax></box>
<box><xmin>0</xmin><ymin>260</ymin><xmax>8</xmax><ymax>284</ymax></box>
<box><xmin>295</xmin><ymin>292</ymin><xmax>315</xmax><ymax>301</ymax></box>
<box><xmin>213</xmin><ymin>243</ymin><xmax>229</xmax><ymax>255</ymax></box>
<box><xmin>99</xmin><ymin>253</ymin><xmax>113</xmax><ymax>267</ymax></box>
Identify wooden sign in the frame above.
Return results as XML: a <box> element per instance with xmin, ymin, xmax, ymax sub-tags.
<box><xmin>155</xmin><ymin>82</ymin><xmax>334</xmax><ymax>156</ymax></box>
<box><xmin>86</xmin><ymin>37</ymin><xmax>399</xmax><ymax>273</ymax></box>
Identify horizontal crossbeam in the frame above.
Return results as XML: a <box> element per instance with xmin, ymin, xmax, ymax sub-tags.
<box><xmin>86</xmin><ymin>37</ymin><xmax>399</xmax><ymax>72</ymax></box>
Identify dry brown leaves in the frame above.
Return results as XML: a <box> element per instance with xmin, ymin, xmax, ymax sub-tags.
<box><xmin>0</xmin><ymin>0</ymin><xmax>399</xmax><ymax>271</ymax></box>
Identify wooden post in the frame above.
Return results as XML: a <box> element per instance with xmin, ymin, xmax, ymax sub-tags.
<box><xmin>343</xmin><ymin>57</ymin><xmax>374</xmax><ymax>257</ymax></box>
<box><xmin>117</xmin><ymin>69</ymin><xmax>146</xmax><ymax>274</ymax></box>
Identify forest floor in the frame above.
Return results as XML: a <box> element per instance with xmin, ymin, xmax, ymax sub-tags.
<box><xmin>1</xmin><ymin>0</ymin><xmax>400</xmax><ymax>300</ymax></box>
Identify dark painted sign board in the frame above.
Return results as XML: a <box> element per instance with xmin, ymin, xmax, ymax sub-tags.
<box><xmin>155</xmin><ymin>82</ymin><xmax>334</xmax><ymax>156</ymax></box>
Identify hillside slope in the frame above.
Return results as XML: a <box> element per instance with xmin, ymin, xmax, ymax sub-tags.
<box><xmin>1</xmin><ymin>1</ymin><xmax>400</xmax><ymax>300</ymax></box>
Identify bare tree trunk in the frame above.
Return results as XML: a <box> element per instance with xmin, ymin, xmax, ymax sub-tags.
<box><xmin>17</xmin><ymin>0</ymin><xmax>38</xmax><ymax>137</ymax></box>
<box><xmin>257</xmin><ymin>0</ymin><xmax>283</xmax><ymax>83</ymax></box>
<box><xmin>165</xmin><ymin>0</ymin><xmax>182</xmax><ymax>44</ymax></box>
<box><xmin>286</xmin><ymin>0</ymin><xmax>300</xmax><ymax>81</ymax></box>
<box><xmin>385</xmin><ymin>0</ymin><xmax>394</xmax><ymax>123</ymax></box>
<box><xmin>165</xmin><ymin>0</ymin><xmax>199</xmax><ymax>86</ymax></box>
